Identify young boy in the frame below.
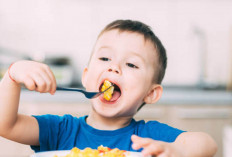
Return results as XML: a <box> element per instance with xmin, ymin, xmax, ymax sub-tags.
<box><xmin>0</xmin><ymin>20</ymin><xmax>217</xmax><ymax>157</ymax></box>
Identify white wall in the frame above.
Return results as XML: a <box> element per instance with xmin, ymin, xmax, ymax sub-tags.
<box><xmin>0</xmin><ymin>0</ymin><xmax>231</xmax><ymax>87</ymax></box>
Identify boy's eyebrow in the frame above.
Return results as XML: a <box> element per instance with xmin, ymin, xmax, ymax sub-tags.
<box><xmin>127</xmin><ymin>51</ymin><xmax>146</xmax><ymax>63</ymax></box>
<box><xmin>97</xmin><ymin>46</ymin><xmax>112</xmax><ymax>52</ymax></box>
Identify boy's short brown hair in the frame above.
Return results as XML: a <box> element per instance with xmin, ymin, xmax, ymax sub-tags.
<box><xmin>98</xmin><ymin>19</ymin><xmax>167</xmax><ymax>84</ymax></box>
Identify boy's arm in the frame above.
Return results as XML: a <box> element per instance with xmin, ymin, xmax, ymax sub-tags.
<box><xmin>173</xmin><ymin>132</ymin><xmax>217</xmax><ymax>157</ymax></box>
<box><xmin>131</xmin><ymin>132</ymin><xmax>217</xmax><ymax>157</ymax></box>
<box><xmin>0</xmin><ymin>60</ymin><xmax>56</xmax><ymax>146</ymax></box>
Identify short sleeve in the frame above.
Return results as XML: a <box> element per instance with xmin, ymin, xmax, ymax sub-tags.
<box><xmin>143</xmin><ymin>121</ymin><xmax>185</xmax><ymax>142</ymax></box>
<box><xmin>30</xmin><ymin>114</ymin><xmax>62</xmax><ymax>152</ymax></box>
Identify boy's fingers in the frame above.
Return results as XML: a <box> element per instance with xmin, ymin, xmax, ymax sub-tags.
<box><xmin>157</xmin><ymin>154</ymin><xmax>168</xmax><ymax>157</ymax></box>
<box><xmin>43</xmin><ymin>66</ymin><xmax>57</xmax><ymax>94</ymax></box>
<box><xmin>132</xmin><ymin>135</ymin><xmax>165</xmax><ymax>156</ymax></box>
<box><xmin>131</xmin><ymin>135</ymin><xmax>143</xmax><ymax>149</ymax></box>
<box><xmin>23</xmin><ymin>76</ymin><xmax>36</xmax><ymax>91</ymax></box>
<box><xmin>141</xmin><ymin>143</ymin><xmax>164</xmax><ymax>156</ymax></box>
<box><xmin>132</xmin><ymin>135</ymin><xmax>152</xmax><ymax>144</ymax></box>
<box><xmin>31</xmin><ymin>73</ymin><xmax>47</xmax><ymax>93</ymax></box>
<box><xmin>131</xmin><ymin>134</ymin><xmax>139</xmax><ymax>141</ymax></box>
<box><xmin>131</xmin><ymin>135</ymin><xmax>153</xmax><ymax>149</ymax></box>
<box><xmin>131</xmin><ymin>135</ymin><xmax>147</xmax><ymax>142</ymax></box>
<box><xmin>39</xmin><ymin>72</ymin><xmax>53</xmax><ymax>93</ymax></box>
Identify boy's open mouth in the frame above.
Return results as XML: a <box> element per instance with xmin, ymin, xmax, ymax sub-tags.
<box><xmin>99</xmin><ymin>80</ymin><xmax>121</xmax><ymax>102</ymax></box>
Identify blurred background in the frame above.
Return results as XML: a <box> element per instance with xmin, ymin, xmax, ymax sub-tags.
<box><xmin>0</xmin><ymin>0</ymin><xmax>232</xmax><ymax>157</ymax></box>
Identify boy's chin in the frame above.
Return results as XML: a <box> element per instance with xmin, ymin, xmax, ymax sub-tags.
<box><xmin>91</xmin><ymin>102</ymin><xmax>120</xmax><ymax>116</ymax></box>
<box><xmin>94</xmin><ymin>109</ymin><xmax>119</xmax><ymax>118</ymax></box>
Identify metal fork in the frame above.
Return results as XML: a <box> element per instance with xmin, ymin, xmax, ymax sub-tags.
<box><xmin>56</xmin><ymin>86</ymin><xmax>113</xmax><ymax>99</ymax></box>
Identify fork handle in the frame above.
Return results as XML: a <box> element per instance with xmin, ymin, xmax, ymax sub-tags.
<box><xmin>56</xmin><ymin>86</ymin><xmax>82</xmax><ymax>92</ymax></box>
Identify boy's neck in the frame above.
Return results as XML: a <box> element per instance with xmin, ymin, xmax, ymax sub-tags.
<box><xmin>86</xmin><ymin>111</ymin><xmax>133</xmax><ymax>130</ymax></box>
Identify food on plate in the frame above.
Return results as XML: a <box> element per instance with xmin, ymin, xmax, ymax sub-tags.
<box><xmin>101</xmin><ymin>80</ymin><xmax>114</xmax><ymax>101</ymax></box>
<box><xmin>54</xmin><ymin>145</ymin><xmax>127</xmax><ymax>157</ymax></box>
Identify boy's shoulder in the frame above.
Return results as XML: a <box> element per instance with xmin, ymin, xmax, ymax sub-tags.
<box><xmin>32</xmin><ymin>114</ymin><xmax>84</xmax><ymax>127</ymax></box>
<box><xmin>135</xmin><ymin>119</ymin><xmax>169</xmax><ymax>128</ymax></box>
<box><xmin>135</xmin><ymin>119</ymin><xmax>183</xmax><ymax>132</ymax></box>
<box><xmin>134</xmin><ymin>119</ymin><xmax>185</xmax><ymax>142</ymax></box>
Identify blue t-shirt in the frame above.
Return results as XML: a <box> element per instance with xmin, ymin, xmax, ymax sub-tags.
<box><xmin>31</xmin><ymin>114</ymin><xmax>184</xmax><ymax>152</ymax></box>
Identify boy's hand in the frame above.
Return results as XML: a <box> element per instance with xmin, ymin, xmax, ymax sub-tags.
<box><xmin>131</xmin><ymin>135</ymin><xmax>182</xmax><ymax>157</ymax></box>
<box><xmin>9</xmin><ymin>60</ymin><xmax>56</xmax><ymax>94</ymax></box>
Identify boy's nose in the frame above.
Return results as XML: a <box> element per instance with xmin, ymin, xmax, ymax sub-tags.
<box><xmin>108</xmin><ymin>65</ymin><xmax>121</xmax><ymax>74</ymax></box>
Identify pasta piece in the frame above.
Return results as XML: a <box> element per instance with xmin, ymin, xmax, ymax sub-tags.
<box><xmin>101</xmin><ymin>80</ymin><xmax>114</xmax><ymax>101</ymax></box>
<box><xmin>54</xmin><ymin>146</ymin><xmax>126</xmax><ymax>157</ymax></box>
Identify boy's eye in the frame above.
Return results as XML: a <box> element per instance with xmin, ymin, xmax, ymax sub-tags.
<box><xmin>99</xmin><ymin>57</ymin><xmax>110</xmax><ymax>61</ymax></box>
<box><xmin>126</xmin><ymin>63</ymin><xmax>138</xmax><ymax>69</ymax></box>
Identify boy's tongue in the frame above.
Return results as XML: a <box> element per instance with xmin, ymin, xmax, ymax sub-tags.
<box><xmin>108</xmin><ymin>91</ymin><xmax>121</xmax><ymax>102</ymax></box>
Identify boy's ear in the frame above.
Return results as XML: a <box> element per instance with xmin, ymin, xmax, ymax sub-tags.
<box><xmin>144</xmin><ymin>84</ymin><xmax>163</xmax><ymax>104</ymax></box>
<box><xmin>82</xmin><ymin>67</ymin><xmax>88</xmax><ymax>88</ymax></box>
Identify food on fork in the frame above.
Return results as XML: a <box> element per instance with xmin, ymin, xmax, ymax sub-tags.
<box><xmin>101</xmin><ymin>80</ymin><xmax>114</xmax><ymax>101</ymax></box>
<box><xmin>54</xmin><ymin>145</ymin><xmax>126</xmax><ymax>157</ymax></box>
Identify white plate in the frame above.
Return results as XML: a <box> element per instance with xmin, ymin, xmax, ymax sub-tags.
<box><xmin>30</xmin><ymin>150</ymin><xmax>144</xmax><ymax>157</ymax></box>
<box><xmin>30</xmin><ymin>150</ymin><xmax>69</xmax><ymax>157</ymax></box>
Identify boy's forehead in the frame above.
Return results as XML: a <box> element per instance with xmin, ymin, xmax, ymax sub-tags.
<box><xmin>97</xmin><ymin>29</ymin><xmax>143</xmax><ymax>42</ymax></box>
<box><xmin>94</xmin><ymin>29</ymin><xmax>156</xmax><ymax>54</ymax></box>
